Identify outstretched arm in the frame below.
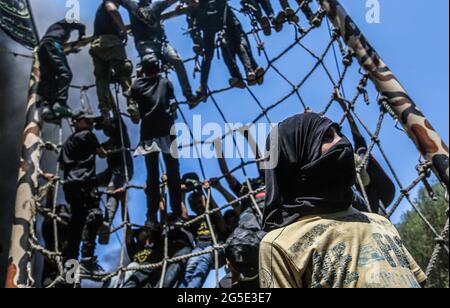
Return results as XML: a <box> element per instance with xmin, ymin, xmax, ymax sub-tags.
<box><xmin>203</xmin><ymin>181</ymin><xmax>228</xmax><ymax>241</ymax></box>
<box><xmin>241</xmin><ymin>128</ymin><xmax>264</xmax><ymax>178</ymax></box>
<box><xmin>214</xmin><ymin>139</ymin><xmax>242</xmax><ymax>196</ymax></box>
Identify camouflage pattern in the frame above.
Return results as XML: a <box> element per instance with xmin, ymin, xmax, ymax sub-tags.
<box><xmin>5</xmin><ymin>50</ymin><xmax>42</xmax><ymax>288</ymax></box>
<box><xmin>318</xmin><ymin>0</ymin><xmax>449</xmax><ymax>189</ymax></box>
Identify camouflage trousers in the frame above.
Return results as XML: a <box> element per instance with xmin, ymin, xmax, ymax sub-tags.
<box><xmin>90</xmin><ymin>35</ymin><xmax>133</xmax><ymax>114</ymax></box>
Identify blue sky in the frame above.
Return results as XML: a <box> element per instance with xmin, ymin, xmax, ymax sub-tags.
<box><xmin>5</xmin><ymin>0</ymin><xmax>448</xmax><ymax>287</ymax></box>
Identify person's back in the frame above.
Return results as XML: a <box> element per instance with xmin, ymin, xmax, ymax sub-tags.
<box><xmin>131</xmin><ymin>75</ymin><xmax>175</xmax><ymax>141</ymax></box>
<box><xmin>260</xmin><ymin>207</ymin><xmax>427</xmax><ymax>288</ymax></box>
<box><xmin>60</xmin><ymin>129</ymin><xmax>100</xmax><ymax>184</ymax></box>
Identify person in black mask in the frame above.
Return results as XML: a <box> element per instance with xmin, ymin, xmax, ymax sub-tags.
<box><xmin>259</xmin><ymin>113</ymin><xmax>427</xmax><ymax>288</ymax></box>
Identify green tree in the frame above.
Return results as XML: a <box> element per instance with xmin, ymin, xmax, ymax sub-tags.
<box><xmin>396</xmin><ymin>183</ymin><xmax>449</xmax><ymax>288</ymax></box>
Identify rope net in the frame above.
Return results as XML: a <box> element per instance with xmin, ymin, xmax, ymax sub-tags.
<box><xmin>7</xmin><ymin>0</ymin><xmax>448</xmax><ymax>288</ymax></box>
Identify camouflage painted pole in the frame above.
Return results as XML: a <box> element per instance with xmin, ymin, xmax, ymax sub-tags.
<box><xmin>318</xmin><ymin>0</ymin><xmax>449</xmax><ymax>189</ymax></box>
<box><xmin>6</xmin><ymin>49</ymin><xmax>42</xmax><ymax>288</ymax></box>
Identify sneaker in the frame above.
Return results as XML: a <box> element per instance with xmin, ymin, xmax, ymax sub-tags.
<box><xmin>80</xmin><ymin>257</ymin><xmax>106</xmax><ymax>278</ymax></box>
<box><xmin>273</xmin><ymin>12</ymin><xmax>286</xmax><ymax>32</ymax></box>
<box><xmin>285</xmin><ymin>8</ymin><xmax>299</xmax><ymax>24</ymax></box>
<box><xmin>255</xmin><ymin>67</ymin><xmax>265</xmax><ymax>85</ymax></box>
<box><xmin>52</xmin><ymin>103</ymin><xmax>73</xmax><ymax>118</ymax></box>
<box><xmin>127</xmin><ymin>104</ymin><xmax>140</xmax><ymax>124</ymax></box>
<box><xmin>260</xmin><ymin>16</ymin><xmax>272</xmax><ymax>36</ymax></box>
<box><xmin>187</xmin><ymin>93</ymin><xmax>202</xmax><ymax>110</ymax></box>
<box><xmin>246</xmin><ymin>72</ymin><xmax>258</xmax><ymax>87</ymax></box>
<box><xmin>98</xmin><ymin>222</ymin><xmax>111</xmax><ymax>245</ymax></box>
<box><xmin>229</xmin><ymin>77</ymin><xmax>246</xmax><ymax>89</ymax></box>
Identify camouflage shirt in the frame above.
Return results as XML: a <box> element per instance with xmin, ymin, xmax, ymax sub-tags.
<box><xmin>259</xmin><ymin>207</ymin><xmax>427</xmax><ymax>288</ymax></box>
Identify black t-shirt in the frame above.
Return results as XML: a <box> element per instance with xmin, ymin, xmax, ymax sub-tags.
<box><xmin>94</xmin><ymin>1</ymin><xmax>121</xmax><ymax>37</ymax></box>
<box><xmin>196</xmin><ymin>0</ymin><xmax>229</xmax><ymax>31</ymax></box>
<box><xmin>131</xmin><ymin>76</ymin><xmax>175</xmax><ymax>140</ymax></box>
<box><xmin>123</xmin><ymin>0</ymin><xmax>169</xmax><ymax>43</ymax></box>
<box><xmin>128</xmin><ymin>232</ymin><xmax>164</xmax><ymax>265</ymax></box>
<box><xmin>59</xmin><ymin>129</ymin><xmax>100</xmax><ymax>184</ymax></box>
<box><xmin>41</xmin><ymin>19</ymin><xmax>86</xmax><ymax>44</ymax></box>
<box><xmin>189</xmin><ymin>217</ymin><xmax>214</xmax><ymax>246</ymax></box>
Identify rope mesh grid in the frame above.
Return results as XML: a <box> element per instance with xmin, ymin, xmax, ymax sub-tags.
<box><xmin>5</xmin><ymin>2</ymin><xmax>448</xmax><ymax>288</ymax></box>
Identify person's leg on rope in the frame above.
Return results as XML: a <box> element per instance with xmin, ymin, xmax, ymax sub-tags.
<box><xmin>179</xmin><ymin>246</ymin><xmax>214</xmax><ymax>288</ymax></box>
<box><xmin>257</xmin><ymin>0</ymin><xmax>275</xmax><ymax>35</ymax></box>
<box><xmin>90</xmin><ymin>40</ymin><xmax>115</xmax><ymax>123</ymax></box>
<box><xmin>220</xmin><ymin>29</ymin><xmax>246</xmax><ymax>90</ymax></box>
<box><xmin>160</xmin><ymin>245</ymin><xmax>192</xmax><ymax>288</ymax></box>
<box><xmin>198</xmin><ymin>30</ymin><xmax>217</xmax><ymax>101</ymax></box>
<box><xmin>145</xmin><ymin>152</ymin><xmax>161</xmax><ymax>227</ymax></box>
<box><xmin>163</xmin><ymin>151</ymin><xmax>182</xmax><ymax>222</ymax></box>
<box><xmin>78</xmin><ymin>184</ymin><xmax>105</xmax><ymax>277</ymax></box>
<box><xmin>162</xmin><ymin>42</ymin><xmax>201</xmax><ymax>107</ymax></box>
<box><xmin>64</xmin><ymin>184</ymin><xmax>86</xmax><ymax>262</ymax></box>
<box><xmin>38</xmin><ymin>41</ymin><xmax>73</xmax><ymax>121</ymax></box>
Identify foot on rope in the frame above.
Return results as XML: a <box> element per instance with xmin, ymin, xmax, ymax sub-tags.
<box><xmin>260</xmin><ymin>16</ymin><xmax>272</xmax><ymax>36</ymax></box>
<box><xmin>284</xmin><ymin>8</ymin><xmax>299</xmax><ymax>24</ymax></box>
<box><xmin>80</xmin><ymin>257</ymin><xmax>107</xmax><ymax>280</ymax></box>
<box><xmin>229</xmin><ymin>77</ymin><xmax>246</xmax><ymax>89</ymax></box>
<box><xmin>187</xmin><ymin>93</ymin><xmax>204</xmax><ymax>110</ymax></box>
<box><xmin>272</xmin><ymin>11</ymin><xmax>286</xmax><ymax>32</ymax></box>
<box><xmin>42</xmin><ymin>103</ymin><xmax>73</xmax><ymax>124</ymax></box>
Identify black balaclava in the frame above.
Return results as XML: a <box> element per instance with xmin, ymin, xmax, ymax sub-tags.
<box><xmin>263</xmin><ymin>113</ymin><xmax>356</xmax><ymax>232</ymax></box>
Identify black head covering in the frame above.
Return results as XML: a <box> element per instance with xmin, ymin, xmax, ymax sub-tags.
<box><xmin>263</xmin><ymin>113</ymin><xmax>356</xmax><ymax>231</ymax></box>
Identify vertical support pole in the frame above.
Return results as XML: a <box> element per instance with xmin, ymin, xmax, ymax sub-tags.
<box><xmin>317</xmin><ymin>0</ymin><xmax>449</xmax><ymax>189</ymax></box>
<box><xmin>6</xmin><ymin>50</ymin><xmax>42</xmax><ymax>288</ymax></box>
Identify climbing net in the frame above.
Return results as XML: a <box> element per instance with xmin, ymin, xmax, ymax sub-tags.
<box><xmin>4</xmin><ymin>0</ymin><xmax>448</xmax><ymax>288</ymax></box>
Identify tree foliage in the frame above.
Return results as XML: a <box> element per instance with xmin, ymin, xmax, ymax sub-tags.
<box><xmin>396</xmin><ymin>183</ymin><xmax>449</xmax><ymax>288</ymax></box>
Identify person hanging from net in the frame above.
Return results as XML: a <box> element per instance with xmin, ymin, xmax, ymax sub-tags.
<box><xmin>58</xmin><ymin>110</ymin><xmax>108</xmax><ymax>278</ymax></box>
<box><xmin>239</xmin><ymin>0</ymin><xmax>286</xmax><ymax>36</ymax></box>
<box><xmin>37</xmin><ymin>19</ymin><xmax>86</xmax><ymax>122</ymax></box>
<box><xmin>177</xmin><ymin>173</ymin><xmax>231</xmax><ymax>288</ymax></box>
<box><xmin>90</xmin><ymin>0</ymin><xmax>135</xmax><ymax>124</ymax></box>
<box><xmin>259</xmin><ymin>113</ymin><xmax>428</xmax><ymax>288</ymax></box>
<box><xmin>96</xmin><ymin>116</ymin><xmax>134</xmax><ymax>245</ymax></box>
<box><xmin>130</xmin><ymin>55</ymin><xmax>183</xmax><ymax>229</ymax></box>
<box><xmin>278</xmin><ymin>0</ymin><xmax>322</xmax><ymax>26</ymax></box>
<box><xmin>187</xmin><ymin>0</ymin><xmax>265</xmax><ymax>101</ymax></box>
<box><xmin>120</xmin><ymin>0</ymin><xmax>203</xmax><ymax>111</ymax></box>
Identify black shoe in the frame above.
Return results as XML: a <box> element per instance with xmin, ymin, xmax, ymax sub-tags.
<box><xmin>273</xmin><ymin>12</ymin><xmax>286</xmax><ymax>32</ymax></box>
<box><xmin>260</xmin><ymin>16</ymin><xmax>272</xmax><ymax>36</ymax></box>
<box><xmin>53</xmin><ymin>103</ymin><xmax>73</xmax><ymax>118</ymax></box>
<box><xmin>80</xmin><ymin>257</ymin><xmax>106</xmax><ymax>279</ymax></box>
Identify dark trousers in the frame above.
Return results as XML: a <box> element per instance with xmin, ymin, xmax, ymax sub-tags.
<box><xmin>242</xmin><ymin>0</ymin><xmax>275</xmax><ymax>21</ymax></box>
<box><xmin>38</xmin><ymin>40</ymin><xmax>73</xmax><ymax>106</ymax></box>
<box><xmin>145</xmin><ymin>152</ymin><xmax>182</xmax><ymax>222</ymax></box>
<box><xmin>64</xmin><ymin>183</ymin><xmax>103</xmax><ymax>261</ymax></box>
<box><xmin>200</xmin><ymin>12</ymin><xmax>258</xmax><ymax>91</ymax></box>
